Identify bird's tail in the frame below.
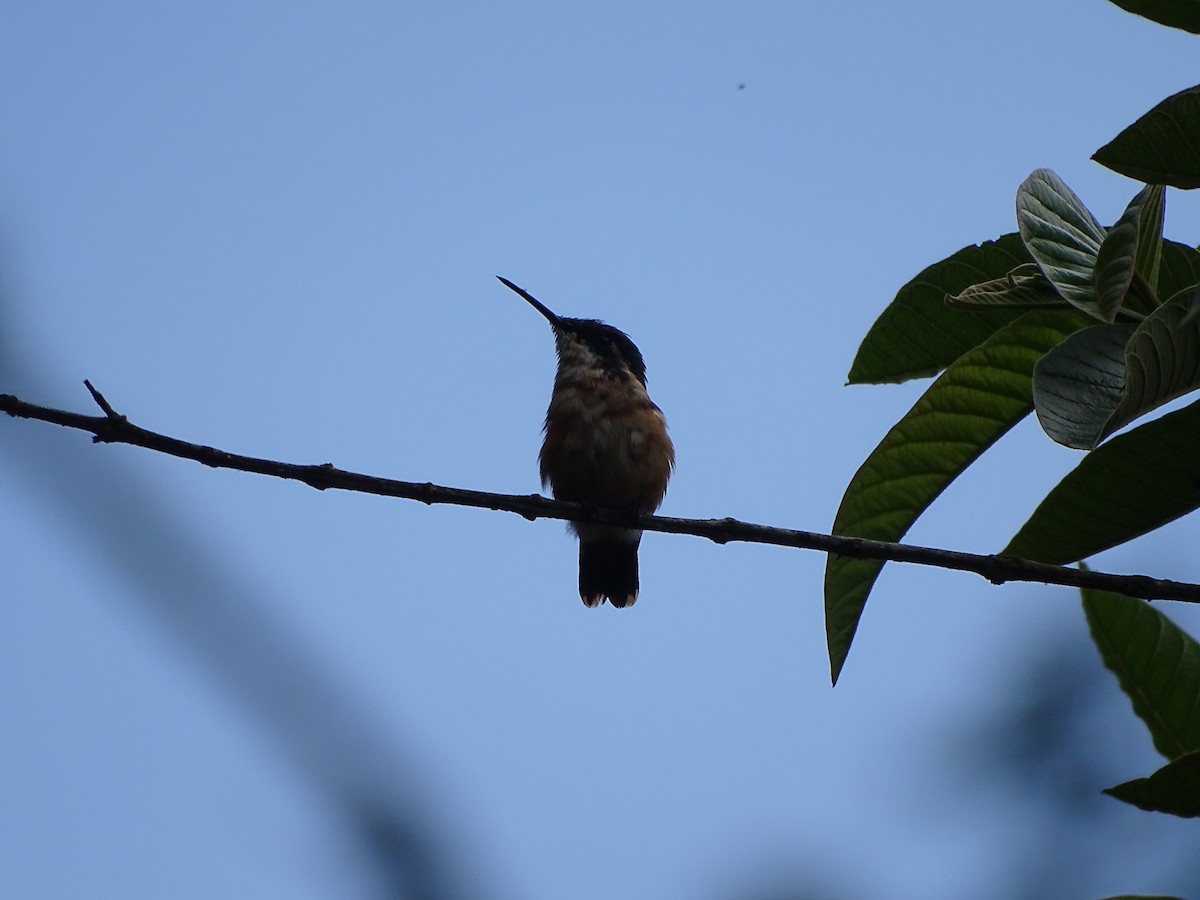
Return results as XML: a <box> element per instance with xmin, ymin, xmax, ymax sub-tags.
<box><xmin>577</xmin><ymin>528</ymin><xmax>641</xmax><ymax>608</ymax></box>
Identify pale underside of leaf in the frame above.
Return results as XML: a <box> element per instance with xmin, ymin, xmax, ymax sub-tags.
<box><xmin>1132</xmin><ymin>183</ymin><xmax>1165</xmax><ymax>293</ymax></box>
<box><xmin>1031</xmin><ymin>324</ymin><xmax>1135</xmax><ymax>449</ymax></box>
<box><xmin>1016</xmin><ymin>169</ymin><xmax>1107</xmax><ymax>317</ymax></box>
<box><xmin>1095</xmin><ymin>183</ymin><xmax>1165</xmax><ymax>319</ymax></box>
<box><xmin>1032</xmin><ymin>285</ymin><xmax>1200</xmax><ymax>449</ymax></box>
<box><xmin>946</xmin><ymin>264</ymin><xmax>1066</xmax><ymax>310</ymax></box>
<box><xmin>1109</xmin><ymin>285</ymin><xmax>1200</xmax><ymax>437</ymax></box>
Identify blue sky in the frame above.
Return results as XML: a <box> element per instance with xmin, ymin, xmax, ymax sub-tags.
<box><xmin>3</xmin><ymin>2</ymin><xmax>1200</xmax><ymax>898</ymax></box>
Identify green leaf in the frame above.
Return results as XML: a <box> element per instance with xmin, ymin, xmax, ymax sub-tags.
<box><xmin>1104</xmin><ymin>0</ymin><xmax>1200</xmax><ymax>32</ymax></box>
<box><xmin>1031</xmin><ymin>323</ymin><xmax>1137</xmax><ymax>449</ymax></box>
<box><xmin>1108</xmin><ymin>284</ymin><xmax>1200</xmax><ymax>428</ymax></box>
<box><xmin>1093</xmin><ymin>85</ymin><xmax>1200</xmax><ymax>188</ymax></box>
<box><xmin>1095</xmin><ymin>184</ymin><xmax>1165</xmax><ymax>319</ymax></box>
<box><xmin>1016</xmin><ymin>169</ymin><xmax>1108</xmax><ymax>318</ymax></box>
<box><xmin>1159</xmin><ymin>239</ymin><xmax>1200</xmax><ymax>298</ymax></box>
<box><xmin>1082</xmin><ymin>587</ymin><xmax>1200</xmax><ymax>759</ymax></box>
<box><xmin>1132</xmin><ymin>184</ymin><xmax>1165</xmax><ymax>293</ymax></box>
<box><xmin>946</xmin><ymin>263</ymin><xmax>1068</xmax><ymax>310</ymax></box>
<box><xmin>847</xmin><ymin>234</ymin><xmax>1031</xmax><ymax>384</ymax></box>
<box><xmin>1005</xmin><ymin>398</ymin><xmax>1200</xmax><ymax>565</ymax></box>
<box><xmin>826</xmin><ymin>310</ymin><xmax>1084</xmax><ymax>684</ymax></box>
<box><xmin>1104</xmin><ymin>751</ymin><xmax>1200</xmax><ymax>818</ymax></box>
<box><xmin>1032</xmin><ymin>286</ymin><xmax>1200</xmax><ymax>449</ymax></box>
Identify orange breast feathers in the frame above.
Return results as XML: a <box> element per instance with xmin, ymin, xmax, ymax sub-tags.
<box><xmin>539</xmin><ymin>379</ymin><xmax>674</xmax><ymax>513</ymax></box>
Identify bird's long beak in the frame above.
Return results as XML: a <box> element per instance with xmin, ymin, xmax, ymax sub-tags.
<box><xmin>497</xmin><ymin>276</ymin><xmax>561</xmax><ymax>328</ymax></box>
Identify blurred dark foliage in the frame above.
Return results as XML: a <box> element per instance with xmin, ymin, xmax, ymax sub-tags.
<box><xmin>954</xmin><ymin>617</ymin><xmax>1200</xmax><ymax>900</ymax></box>
<box><xmin>730</xmin><ymin>872</ymin><xmax>855</xmax><ymax>900</ymax></box>
<box><xmin>0</xmin><ymin>251</ymin><xmax>485</xmax><ymax>900</ymax></box>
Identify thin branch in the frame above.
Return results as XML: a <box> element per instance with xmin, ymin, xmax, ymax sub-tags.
<box><xmin>3</xmin><ymin>383</ymin><xmax>1200</xmax><ymax>604</ymax></box>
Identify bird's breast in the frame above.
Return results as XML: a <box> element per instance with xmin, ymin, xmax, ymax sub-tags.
<box><xmin>539</xmin><ymin>372</ymin><xmax>673</xmax><ymax>512</ymax></box>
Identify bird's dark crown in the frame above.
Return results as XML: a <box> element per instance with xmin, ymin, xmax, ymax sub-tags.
<box><xmin>497</xmin><ymin>275</ymin><xmax>649</xmax><ymax>386</ymax></box>
<box><xmin>557</xmin><ymin>317</ymin><xmax>647</xmax><ymax>387</ymax></box>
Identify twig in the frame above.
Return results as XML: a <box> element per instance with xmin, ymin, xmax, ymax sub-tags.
<box><xmin>83</xmin><ymin>378</ymin><xmax>120</xmax><ymax>418</ymax></box>
<box><xmin>3</xmin><ymin>383</ymin><xmax>1199</xmax><ymax>603</ymax></box>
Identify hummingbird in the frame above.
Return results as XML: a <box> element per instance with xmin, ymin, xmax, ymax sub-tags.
<box><xmin>499</xmin><ymin>276</ymin><xmax>674</xmax><ymax>608</ymax></box>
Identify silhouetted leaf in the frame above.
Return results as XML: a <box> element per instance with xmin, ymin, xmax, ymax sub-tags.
<box><xmin>1005</xmin><ymin>398</ymin><xmax>1200</xmax><ymax>565</ymax></box>
<box><xmin>1093</xmin><ymin>85</ymin><xmax>1200</xmax><ymax>188</ymax></box>
<box><xmin>1105</xmin><ymin>752</ymin><xmax>1200</xmax><ymax>817</ymax></box>
<box><xmin>1158</xmin><ymin>239</ymin><xmax>1200</xmax><ymax>297</ymax></box>
<box><xmin>1082</xmin><ymin>588</ymin><xmax>1200</xmax><ymax>759</ymax></box>
<box><xmin>1104</xmin><ymin>0</ymin><xmax>1200</xmax><ymax>32</ymax></box>
<box><xmin>847</xmin><ymin>234</ymin><xmax>1030</xmax><ymax>384</ymax></box>
<box><xmin>826</xmin><ymin>310</ymin><xmax>1083</xmax><ymax>684</ymax></box>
